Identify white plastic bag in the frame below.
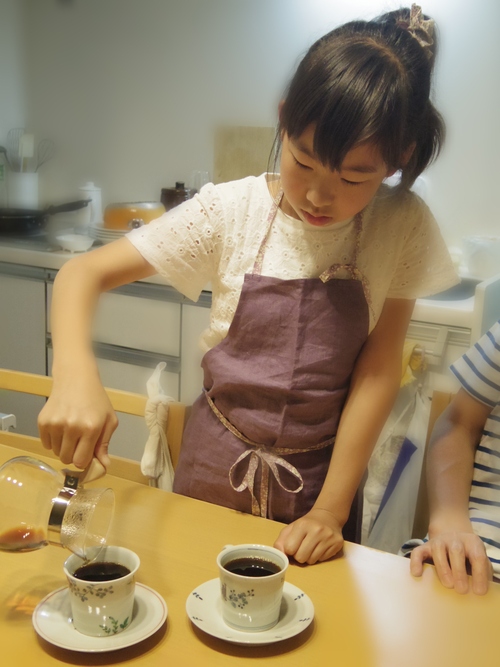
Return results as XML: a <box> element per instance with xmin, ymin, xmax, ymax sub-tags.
<box><xmin>364</xmin><ymin>387</ymin><xmax>430</xmax><ymax>554</ymax></box>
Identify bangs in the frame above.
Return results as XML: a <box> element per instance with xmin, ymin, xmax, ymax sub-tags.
<box><xmin>280</xmin><ymin>36</ymin><xmax>409</xmax><ymax>171</ymax></box>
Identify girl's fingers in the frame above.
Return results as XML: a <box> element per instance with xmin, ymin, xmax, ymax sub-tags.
<box><xmin>307</xmin><ymin>538</ymin><xmax>342</xmax><ymax>565</ymax></box>
<box><xmin>72</xmin><ymin>434</ymin><xmax>98</xmax><ymax>470</ymax></box>
<box><xmin>293</xmin><ymin>536</ymin><xmax>318</xmax><ymax>564</ymax></box>
<box><xmin>468</xmin><ymin>540</ymin><xmax>491</xmax><ymax>595</ymax></box>
<box><xmin>40</xmin><ymin>425</ymin><xmax>62</xmax><ymax>456</ymax></box>
<box><xmin>93</xmin><ymin>420</ymin><xmax>118</xmax><ymax>469</ymax></box>
<box><xmin>469</xmin><ymin>555</ymin><xmax>490</xmax><ymax>596</ymax></box>
<box><xmin>37</xmin><ymin>421</ymin><xmax>53</xmax><ymax>451</ymax></box>
<box><xmin>431</xmin><ymin>541</ymin><xmax>460</xmax><ymax>590</ymax></box>
<box><xmin>280</xmin><ymin>524</ymin><xmax>309</xmax><ymax>559</ymax></box>
<box><xmin>447</xmin><ymin>541</ymin><xmax>469</xmax><ymax>594</ymax></box>
<box><xmin>409</xmin><ymin>544</ymin><xmax>431</xmax><ymax>577</ymax></box>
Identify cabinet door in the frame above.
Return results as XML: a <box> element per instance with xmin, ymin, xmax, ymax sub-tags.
<box><xmin>48</xmin><ymin>348</ymin><xmax>179</xmax><ymax>462</ymax></box>
<box><xmin>47</xmin><ymin>283</ymin><xmax>181</xmax><ymax>356</ymax></box>
<box><xmin>180</xmin><ymin>303</ymin><xmax>211</xmax><ymax>404</ymax></box>
<box><xmin>0</xmin><ymin>272</ymin><xmax>46</xmax><ymax>437</ymax></box>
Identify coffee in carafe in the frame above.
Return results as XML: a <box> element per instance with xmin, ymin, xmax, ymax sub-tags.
<box><xmin>0</xmin><ymin>456</ymin><xmax>114</xmax><ymax>559</ymax></box>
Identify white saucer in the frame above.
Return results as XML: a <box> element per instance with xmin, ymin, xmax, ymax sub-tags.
<box><xmin>32</xmin><ymin>583</ymin><xmax>167</xmax><ymax>653</ymax></box>
<box><xmin>186</xmin><ymin>579</ymin><xmax>314</xmax><ymax>645</ymax></box>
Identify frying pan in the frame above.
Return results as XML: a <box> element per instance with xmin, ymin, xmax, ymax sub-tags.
<box><xmin>0</xmin><ymin>199</ymin><xmax>90</xmax><ymax>236</ymax></box>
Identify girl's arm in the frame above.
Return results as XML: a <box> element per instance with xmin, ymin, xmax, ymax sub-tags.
<box><xmin>410</xmin><ymin>390</ymin><xmax>492</xmax><ymax>594</ymax></box>
<box><xmin>274</xmin><ymin>297</ymin><xmax>415</xmax><ymax>563</ymax></box>
<box><xmin>38</xmin><ymin>237</ymin><xmax>156</xmax><ymax>469</ymax></box>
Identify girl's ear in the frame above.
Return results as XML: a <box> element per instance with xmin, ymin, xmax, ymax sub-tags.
<box><xmin>401</xmin><ymin>142</ymin><xmax>416</xmax><ymax>167</ymax></box>
<box><xmin>386</xmin><ymin>142</ymin><xmax>416</xmax><ymax>177</ymax></box>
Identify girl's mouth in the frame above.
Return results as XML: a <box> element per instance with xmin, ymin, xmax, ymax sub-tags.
<box><xmin>301</xmin><ymin>210</ymin><xmax>334</xmax><ymax>226</ymax></box>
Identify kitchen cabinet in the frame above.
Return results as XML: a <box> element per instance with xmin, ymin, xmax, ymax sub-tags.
<box><xmin>180</xmin><ymin>300</ymin><xmax>211</xmax><ymax>404</ymax></box>
<box><xmin>0</xmin><ymin>264</ymin><xmax>46</xmax><ymax>436</ymax></box>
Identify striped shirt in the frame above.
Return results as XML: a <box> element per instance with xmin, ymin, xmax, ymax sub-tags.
<box><xmin>451</xmin><ymin>320</ymin><xmax>500</xmax><ymax>573</ymax></box>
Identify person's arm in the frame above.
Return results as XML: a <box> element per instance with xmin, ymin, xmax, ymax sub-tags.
<box><xmin>38</xmin><ymin>237</ymin><xmax>156</xmax><ymax>469</ymax></box>
<box><xmin>274</xmin><ymin>297</ymin><xmax>415</xmax><ymax>564</ymax></box>
<box><xmin>410</xmin><ymin>390</ymin><xmax>493</xmax><ymax>594</ymax></box>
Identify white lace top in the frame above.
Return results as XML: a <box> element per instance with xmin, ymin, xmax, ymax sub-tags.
<box><xmin>127</xmin><ymin>174</ymin><xmax>458</xmax><ymax>352</ymax></box>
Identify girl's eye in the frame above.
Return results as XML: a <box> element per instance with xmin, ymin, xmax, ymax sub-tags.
<box><xmin>293</xmin><ymin>156</ymin><xmax>311</xmax><ymax>170</ymax></box>
<box><xmin>341</xmin><ymin>178</ymin><xmax>363</xmax><ymax>186</ymax></box>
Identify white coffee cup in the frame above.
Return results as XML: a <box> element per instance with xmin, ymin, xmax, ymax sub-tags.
<box><xmin>217</xmin><ymin>543</ymin><xmax>288</xmax><ymax>632</ymax></box>
<box><xmin>64</xmin><ymin>545</ymin><xmax>140</xmax><ymax>637</ymax></box>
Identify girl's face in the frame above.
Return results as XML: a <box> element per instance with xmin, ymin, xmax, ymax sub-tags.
<box><xmin>279</xmin><ymin>125</ymin><xmax>394</xmax><ymax>227</ymax></box>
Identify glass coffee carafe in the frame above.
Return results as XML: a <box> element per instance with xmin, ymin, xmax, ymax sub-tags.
<box><xmin>0</xmin><ymin>456</ymin><xmax>114</xmax><ymax>559</ymax></box>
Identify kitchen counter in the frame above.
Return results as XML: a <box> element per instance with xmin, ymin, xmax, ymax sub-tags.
<box><xmin>0</xmin><ymin>242</ymin><xmax>172</xmax><ymax>287</ymax></box>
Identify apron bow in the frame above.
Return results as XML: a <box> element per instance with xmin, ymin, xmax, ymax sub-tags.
<box><xmin>229</xmin><ymin>448</ymin><xmax>304</xmax><ymax>518</ymax></box>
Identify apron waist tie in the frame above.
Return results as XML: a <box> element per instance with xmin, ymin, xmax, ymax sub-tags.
<box><xmin>204</xmin><ymin>390</ymin><xmax>334</xmax><ymax>519</ymax></box>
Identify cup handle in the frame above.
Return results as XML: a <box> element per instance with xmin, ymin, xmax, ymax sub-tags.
<box><xmin>221</xmin><ymin>544</ymin><xmax>234</xmax><ymax>550</ymax></box>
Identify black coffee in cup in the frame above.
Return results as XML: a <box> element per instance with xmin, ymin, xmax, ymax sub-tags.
<box><xmin>73</xmin><ymin>561</ymin><xmax>131</xmax><ymax>582</ymax></box>
<box><xmin>223</xmin><ymin>556</ymin><xmax>281</xmax><ymax>577</ymax></box>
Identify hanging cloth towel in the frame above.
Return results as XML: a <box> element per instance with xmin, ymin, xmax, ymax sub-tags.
<box><xmin>140</xmin><ymin>362</ymin><xmax>176</xmax><ymax>490</ymax></box>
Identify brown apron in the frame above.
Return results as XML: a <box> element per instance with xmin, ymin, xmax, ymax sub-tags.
<box><xmin>173</xmin><ymin>191</ymin><xmax>370</xmax><ymax>523</ymax></box>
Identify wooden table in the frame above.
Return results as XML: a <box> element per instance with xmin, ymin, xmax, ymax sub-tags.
<box><xmin>1</xmin><ymin>443</ymin><xmax>499</xmax><ymax>667</ymax></box>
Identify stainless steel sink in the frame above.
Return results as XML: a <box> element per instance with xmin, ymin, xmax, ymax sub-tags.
<box><xmin>425</xmin><ymin>277</ymin><xmax>480</xmax><ymax>301</ymax></box>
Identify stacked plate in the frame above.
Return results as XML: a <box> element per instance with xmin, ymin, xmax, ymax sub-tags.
<box><xmin>89</xmin><ymin>223</ymin><xmax>128</xmax><ymax>245</ymax></box>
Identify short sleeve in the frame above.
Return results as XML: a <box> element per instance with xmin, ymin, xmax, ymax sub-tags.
<box><xmin>126</xmin><ymin>183</ymin><xmax>224</xmax><ymax>302</ymax></box>
<box><xmin>450</xmin><ymin>320</ymin><xmax>500</xmax><ymax>408</ymax></box>
<box><xmin>387</xmin><ymin>196</ymin><xmax>459</xmax><ymax>299</ymax></box>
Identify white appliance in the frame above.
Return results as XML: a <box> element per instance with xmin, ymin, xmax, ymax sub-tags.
<box><xmin>409</xmin><ymin>272</ymin><xmax>500</xmax><ymax>393</ymax></box>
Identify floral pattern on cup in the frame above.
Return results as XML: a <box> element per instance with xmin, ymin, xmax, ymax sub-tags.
<box><xmin>228</xmin><ymin>588</ymin><xmax>255</xmax><ymax>609</ymax></box>
<box><xmin>99</xmin><ymin>616</ymin><xmax>130</xmax><ymax>635</ymax></box>
<box><xmin>221</xmin><ymin>582</ymin><xmax>256</xmax><ymax>608</ymax></box>
<box><xmin>68</xmin><ymin>580</ymin><xmax>115</xmax><ymax>602</ymax></box>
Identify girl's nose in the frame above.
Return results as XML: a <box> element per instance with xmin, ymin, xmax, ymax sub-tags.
<box><xmin>306</xmin><ymin>183</ymin><xmax>334</xmax><ymax>209</ymax></box>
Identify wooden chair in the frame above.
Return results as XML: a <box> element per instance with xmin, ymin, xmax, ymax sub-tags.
<box><xmin>0</xmin><ymin>368</ymin><xmax>188</xmax><ymax>483</ymax></box>
<box><xmin>411</xmin><ymin>390</ymin><xmax>455</xmax><ymax>539</ymax></box>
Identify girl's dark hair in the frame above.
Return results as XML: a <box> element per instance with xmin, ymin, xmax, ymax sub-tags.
<box><xmin>273</xmin><ymin>7</ymin><xmax>444</xmax><ymax>190</ymax></box>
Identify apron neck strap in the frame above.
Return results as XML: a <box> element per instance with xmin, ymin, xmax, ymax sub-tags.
<box><xmin>252</xmin><ymin>188</ymin><xmax>283</xmax><ymax>275</ymax></box>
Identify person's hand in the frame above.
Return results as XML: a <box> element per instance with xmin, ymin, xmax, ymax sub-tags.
<box><xmin>273</xmin><ymin>508</ymin><xmax>344</xmax><ymax>564</ymax></box>
<box><xmin>410</xmin><ymin>531</ymin><xmax>492</xmax><ymax>595</ymax></box>
<box><xmin>38</xmin><ymin>373</ymin><xmax>118</xmax><ymax>470</ymax></box>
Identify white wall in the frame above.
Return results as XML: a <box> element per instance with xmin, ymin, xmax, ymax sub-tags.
<box><xmin>0</xmin><ymin>0</ymin><xmax>25</xmax><ymax>150</ymax></box>
<box><xmin>7</xmin><ymin>0</ymin><xmax>500</xmax><ymax>247</ymax></box>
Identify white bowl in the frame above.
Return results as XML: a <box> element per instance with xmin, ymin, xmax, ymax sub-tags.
<box><xmin>56</xmin><ymin>234</ymin><xmax>95</xmax><ymax>253</ymax></box>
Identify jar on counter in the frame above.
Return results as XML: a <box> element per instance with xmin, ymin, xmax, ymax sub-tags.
<box><xmin>103</xmin><ymin>201</ymin><xmax>165</xmax><ymax>230</ymax></box>
<box><xmin>160</xmin><ymin>182</ymin><xmax>196</xmax><ymax>212</ymax></box>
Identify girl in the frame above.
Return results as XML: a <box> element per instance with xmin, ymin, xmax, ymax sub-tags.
<box><xmin>39</xmin><ymin>5</ymin><xmax>458</xmax><ymax>565</ymax></box>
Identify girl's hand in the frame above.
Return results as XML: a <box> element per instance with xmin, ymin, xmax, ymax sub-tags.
<box><xmin>410</xmin><ymin>531</ymin><xmax>492</xmax><ymax>595</ymax></box>
<box><xmin>38</xmin><ymin>373</ymin><xmax>118</xmax><ymax>470</ymax></box>
<box><xmin>273</xmin><ymin>508</ymin><xmax>344</xmax><ymax>564</ymax></box>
